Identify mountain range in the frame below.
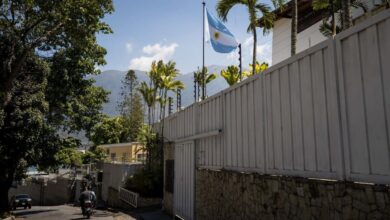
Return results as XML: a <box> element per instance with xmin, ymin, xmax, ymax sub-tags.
<box><xmin>91</xmin><ymin>65</ymin><xmax>229</xmax><ymax>116</ymax></box>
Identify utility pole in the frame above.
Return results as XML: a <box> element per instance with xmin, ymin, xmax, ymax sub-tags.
<box><xmin>193</xmin><ymin>72</ymin><xmax>197</xmax><ymax>102</ymax></box>
<box><xmin>238</xmin><ymin>43</ymin><xmax>242</xmax><ymax>80</ymax></box>
<box><xmin>177</xmin><ymin>89</ymin><xmax>182</xmax><ymax>111</ymax></box>
<box><xmin>168</xmin><ymin>97</ymin><xmax>173</xmax><ymax>115</ymax></box>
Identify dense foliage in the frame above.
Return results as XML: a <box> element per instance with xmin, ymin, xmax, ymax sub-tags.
<box><xmin>125</xmin><ymin>128</ymin><xmax>163</xmax><ymax>198</ymax></box>
<box><xmin>118</xmin><ymin>70</ymin><xmax>145</xmax><ymax>142</ymax></box>
<box><xmin>0</xmin><ymin>0</ymin><xmax>113</xmax><ymax>214</ymax></box>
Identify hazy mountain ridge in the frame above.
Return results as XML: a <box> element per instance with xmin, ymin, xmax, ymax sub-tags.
<box><xmin>91</xmin><ymin>65</ymin><xmax>228</xmax><ymax>115</ymax></box>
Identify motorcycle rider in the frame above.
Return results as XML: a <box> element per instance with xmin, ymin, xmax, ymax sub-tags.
<box><xmin>79</xmin><ymin>186</ymin><xmax>96</xmax><ymax>214</ymax></box>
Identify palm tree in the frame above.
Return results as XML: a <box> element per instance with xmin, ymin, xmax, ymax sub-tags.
<box><xmin>291</xmin><ymin>0</ymin><xmax>298</xmax><ymax>55</ymax></box>
<box><xmin>138</xmin><ymin>82</ymin><xmax>156</xmax><ymax>126</ymax></box>
<box><xmin>221</xmin><ymin>65</ymin><xmax>241</xmax><ymax>86</ymax></box>
<box><xmin>243</xmin><ymin>61</ymin><xmax>268</xmax><ymax>77</ymax></box>
<box><xmin>194</xmin><ymin>67</ymin><xmax>217</xmax><ymax>101</ymax></box>
<box><xmin>217</xmin><ymin>0</ymin><xmax>275</xmax><ymax>76</ymax></box>
<box><xmin>159</xmin><ymin>75</ymin><xmax>185</xmax><ymax>120</ymax></box>
<box><xmin>341</xmin><ymin>0</ymin><xmax>351</xmax><ymax>29</ymax></box>
<box><xmin>312</xmin><ymin>0</ymin><xmax>367</xmax><ymax>37</ymax></box>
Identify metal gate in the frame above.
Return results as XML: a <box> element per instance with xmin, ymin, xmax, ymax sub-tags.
<box><xmin>174</xmin><ymin>141</ymin><xmax>195</xmax><ymax>220</ymax></box>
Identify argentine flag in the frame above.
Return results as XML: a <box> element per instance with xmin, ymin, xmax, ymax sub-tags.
<box><xmin>206</xmin><ymin>9</ymin><xmax>238</xmax><ymax>53</ymax></box>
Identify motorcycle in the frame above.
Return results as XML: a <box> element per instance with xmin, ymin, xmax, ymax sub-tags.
<box><xmin>82</xmin><ymin>200</ymin><xmax>93</xmax><ymax>219</ymax></box>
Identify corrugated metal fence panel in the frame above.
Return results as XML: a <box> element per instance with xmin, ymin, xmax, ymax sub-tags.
<box><xmin>197</xmin><ymin>95</ymin><xmax>224</xmax><ymax>168</ymax></box>
<box><xmin>336</xmin><ymin>10</ymin><xmax>390</xmax><ymax>184</ymax></box>
<box><xmin>174</xmin><ymin>141</ymin><xmax>194</xmax><ymax>220</ymax></box>
<box><xmin>162</xmin><ymin>104</ymin><xmax>198</xmax><ymax>142</ymax></box>
<box><xmin>264</xmin><ymin>39</ymin><xmax>343</xmax><ymax>179</ymax></box>
<box><xmin>223</xmin><ymin>78</ymin><xmax>266</xmax><ymax>172</ymax></box>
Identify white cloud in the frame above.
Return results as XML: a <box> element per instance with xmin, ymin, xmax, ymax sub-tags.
<box><xmin>256</xmin><ymin>43</ymin><xmax>272</xmax><ymax>64</ymax></box>
<box><xmin>129</xmin><ymin>43</ymin><xmax>178</xmax><ymax>71</ymax></box>
<box><xmin>241</xmin><ymin>36</ymin><xmax>272</xmax><ymax>65</ymax></box>
<box><xmin>226</xmin><ymin>51</ymin><xmax>239</xmax><ymax>62</ymax></box>
<box><xmin>125</xmin><ymin>43</ymin><xmax>133</xmax><ymax>53</ymax></box>
<box><xmin>243</xmin><ymin>37</ymin><xmax>254</xmax><ymax>48</ymax></box>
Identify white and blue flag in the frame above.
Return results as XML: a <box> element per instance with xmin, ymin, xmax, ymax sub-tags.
<box><xmin>206</xmin><ymin>9</ymin><xmax>238</xmax><ymax>53</ymax></box>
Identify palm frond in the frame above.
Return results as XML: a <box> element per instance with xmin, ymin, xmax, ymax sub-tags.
<box><xmin>206</xmin><ymin>73</ymin><xmax>217</xmax><ymax>84</ymax></box>
<box><xmin>217</xmin><ymin>0</ymin><xmax>247</xmax><ymax>22</ymax></box>
<box><xmin>351</xmin><ymin>0</ymin><xmax>368</xmax><ymax>12</ymax></box>
<box><xmin>312</xmin><ymin>0</ymin><xmax>329</xmax><ymax>10</ymax></box>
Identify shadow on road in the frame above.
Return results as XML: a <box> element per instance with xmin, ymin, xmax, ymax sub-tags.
<box><xmin>70</xmin><ymin>210</ymin><xmax>113</xmax><ymax>220</ymax></box>
<box><xmin>14</xmin><ymin>209</ymin><xmax>57</xmax><ymax>217</ymax></box>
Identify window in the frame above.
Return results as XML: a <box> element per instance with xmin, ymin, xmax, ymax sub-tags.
<box><xmin>110</xmin><ymin>153</ymin><xmax>116</xmax><ymax>161</ymax></box>
<box><xmin>122</xmin><ymin>152</ymin><xmax>128</xmax><ymax>162</ymax></box>
<box><xmin>137</xmin><ymin>154</ymin><xmax>146</xmax><ymax>162</ymax></box>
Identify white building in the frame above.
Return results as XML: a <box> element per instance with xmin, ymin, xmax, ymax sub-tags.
<box><xmin>266</xmin><ymin>0</ymin><xmax>387</xmax><ymax>64</ymax></box>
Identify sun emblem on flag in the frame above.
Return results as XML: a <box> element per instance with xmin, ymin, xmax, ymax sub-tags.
<box><xmin>214</xmin><ymin>32</ymin><xmax>220</xmax><ymax>39</ymax></box>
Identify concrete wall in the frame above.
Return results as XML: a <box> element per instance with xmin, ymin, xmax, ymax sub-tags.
<box><xmin>9</xmin><ymin>177</ymin><xmax>72</xmax><ymax>206</ymax></box>
<box><xmin>196</xmin><ymin>169</ymin><xmax>390</xmax><ymax>220</ymax></box>
<box><xmin>163</xmin><ymin>143</ymin><xmax>174</xmax><ymax>215</ymax></box>
<box><xmin>272</xmin><ymin>19</ymin><xmax>327</xmax><ymax>65</ymax></box>
<box><xmin>101</xmin><ymin>162</ymin><xmax>143</xmax><ymax>201</ymax></box>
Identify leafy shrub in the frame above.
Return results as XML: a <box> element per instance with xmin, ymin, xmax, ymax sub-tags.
<box><xmin>125</xmin><ymin>166</ymin><xmax>163</xmax><ymax>198</ymax></box>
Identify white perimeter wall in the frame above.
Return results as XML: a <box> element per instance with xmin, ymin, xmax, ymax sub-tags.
<box><xmin>159</xmin><ymin>9</ymin><xmax>390</xmax><ymax>185</ymax></box>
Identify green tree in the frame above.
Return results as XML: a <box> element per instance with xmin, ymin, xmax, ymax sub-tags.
<box><xmin>217</xmin><ymin>0</ymin><xmax>276</xmax><ymax>76</ymax></box>
<box><xmin>118</xmin><ymin>70</ymin><xmax>138</xmax><ymax>115</ymax></box>
<box><xmin>90</xmin><ymin>116</ymin><xmax>126</xmax><ymax>146</ymax></box>
<box><xmin>0</xmin><ymin>0</ymin><xmax>113</xmax><ymax>214</ymax></box>
<box><xmin>138</xmin><ymin>82</ymin><xmax>156</xmax><ymax>126</ymax></box>
<box><xmin>243</xmin><ymin>61</ymin><xmax>269</xmax><ymax>77</ymax></box>
<box><xmin>123</xmin><ymin>93</ymin><xmax>145</xmax><ymax>142</ymax></box>
<box><xmin>194</xmin><ymin>67</ymin><xmax>217</xmax><ymax>101</ymax></box>
<box><xmin>81</xmin><ymin>146</ymin><xmax>107</xmax><ymax>164</ymax></box>
<box><xmin>220</xmin><ymin>65</ymin><xmax>241</xmax><ymax>86</ymax></box>
<box><xmin>118</xmin><ymin>70</ymin><xmax>145</xmax><ymax>142</ymax></box>
<box><xmin>0</xmin><ymin>0</ymin><xmax>113</xmax><ymax>108</ymax></box>
<box><xmin>312</xmin><ymin>0</ymin><xmax>367</xmax><ymax>37</ymax></box>
<box><xmin>55</xmin><ymin>148</ymin><xmax>83</xmax><ymax>168</ymax></box>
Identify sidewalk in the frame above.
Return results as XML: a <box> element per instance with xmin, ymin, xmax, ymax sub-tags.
<box><xmin>117</xmin><ymin>205</ymin><xmax>172</xmax><ymax>220</ymax></box>
<box><xmin>137</xmin><ymin>210</ymin><xmax>172</xmax><ymax>220</ymax></box>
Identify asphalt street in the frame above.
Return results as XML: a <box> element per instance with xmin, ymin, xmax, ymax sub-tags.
<box><xmin>13</xmin><ymin>205</ymin><xmax>135</xmax><ymax>220</ymax></box>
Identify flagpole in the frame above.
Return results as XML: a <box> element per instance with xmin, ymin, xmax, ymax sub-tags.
<box><xmin>202</xmin><ymin>1</ymin><xmax>206</xmax><ymax>100</ymax></box>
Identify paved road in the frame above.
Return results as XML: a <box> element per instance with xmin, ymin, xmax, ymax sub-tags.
<box><xmin>13</xmin><ymin>205</ymin><xmax>135</xmax><ymax>220</ymax></box>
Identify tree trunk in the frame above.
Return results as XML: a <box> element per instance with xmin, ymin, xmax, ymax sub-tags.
<box><xmin>0</xmin><ymin>177</ymin><xmax>12</xmax><ymax>215</ymax></box>
<box><xmin>252</xmin><ymin>25</ymin><xmax>257</xmax><ymax>76</ymax></box>
<box><xmin>342</xmin><ymin>0</ymin><xmax>351</xmax><ymax>29</ymax></box>
<box><xmin>291</xmin><ymin>0</ymin><xmax>298</xmax><ymax>56</ymax></box>
<box><xmin>147</xmin><ymin>106</ymin><xmax>151</xmax><ymax>126</ymax></box>
<box><xmin>159</xmin><ymin>91</ymin><xmax>168</xmax><ymax>171</ymax></box>
<box><xmin>330</xmin><ymin>0</ymin><xmax>336</xmax><ymax>37</ymax></box>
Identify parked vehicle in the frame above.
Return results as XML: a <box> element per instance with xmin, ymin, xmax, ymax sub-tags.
<box><xmin>10</xmin><ymin>194</ymin><xmax>32</xmax><ymax>210</ymax></box>
<box><xmin>82</xmin><ymin>200</ymin><xmax>93</xmax><ymax>219</ymax></box>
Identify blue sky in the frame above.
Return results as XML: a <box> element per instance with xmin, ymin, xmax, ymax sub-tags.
<box><xmin>97</xmin><ymin>0</ymin><xmax>274</xmax><ymax>74</ymax></box>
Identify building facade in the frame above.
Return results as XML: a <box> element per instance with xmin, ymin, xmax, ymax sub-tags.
<box><xmin>269</xmin><ymin>0</ymin><xmax>386</xmax><ymax>64</ymax></box>
<box><xmin>100</xmin><ymin>142</ymin><xmax>146</xmax><ymax>163</ymax></box>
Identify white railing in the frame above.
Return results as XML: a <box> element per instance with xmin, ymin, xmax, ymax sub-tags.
<box><xmin>118</xmin><ymin>187</ymin><xmax>138</xmax><ymax>208</ymax></box>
